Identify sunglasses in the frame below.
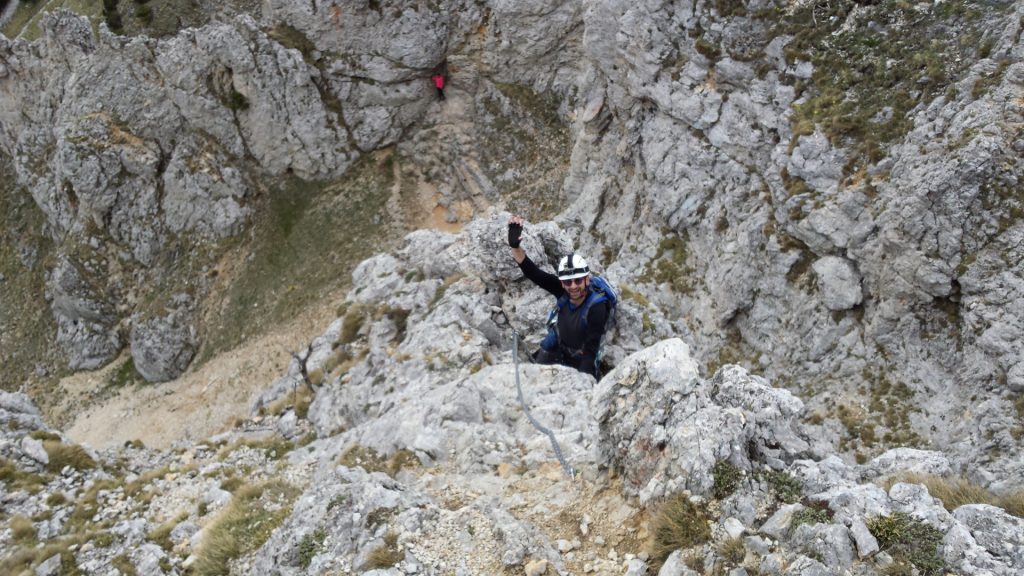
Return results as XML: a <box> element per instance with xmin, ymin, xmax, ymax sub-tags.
<box><xmin>560</xmin><ymin>277</ymin><xmax>587</xmax><ymax>287</ymax></box>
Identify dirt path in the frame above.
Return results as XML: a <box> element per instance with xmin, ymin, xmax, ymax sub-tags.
<box><xmin>60</xmin><ymin>293</ymin><xmax>342</xmax><ymax>450</ymax></box>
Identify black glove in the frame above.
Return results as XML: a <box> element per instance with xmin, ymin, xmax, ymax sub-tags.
<box><xmin>508</xmin><ymin>222</ymin><xmax>522</xmax><ymax>248</ymax></box>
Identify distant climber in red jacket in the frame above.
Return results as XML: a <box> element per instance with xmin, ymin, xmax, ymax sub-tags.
<box><xmin>431</xmin><ymin>74</ymin><xmax>445</xmax><ymax>100</ymax></box>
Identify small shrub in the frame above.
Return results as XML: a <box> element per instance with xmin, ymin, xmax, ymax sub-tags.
<box><xmin>9</xmin><ymin>515</ymin><xmax>36</xmax><ymax>543</ymax></box>
<box><xmin>105</xmin><ymin>10</ymin><xmax>124</xmax><ymax>32</ymax></box>
<box><xmin>761</xmin><ymin>469</ymin><xmax>802</xmax><ymax>504</ymax></box>
<box><xmin>712</xmin><ymin>460</ymin><xmax>743</xmax><ymax>499</ymax></box>
<box><xmin>792</xmin><ymin>504</ymin><xmax>832</xmax><ymax>529</ymax></box>
<box><xmin>226</xmin><ymin>89</ymin><xmax>249</xmax><ymax>111</ymax></box>
<box><xmin>381</xmin><ymin>305</ymin><xmax>411</xmax><ymax>343</ymax></box>
<box><xmin>364</xmin><ymin>531</ymin><xmax>403</xmax><ymax>569</ymax></box>
<box><xmin>868</xmin><ymin>512</ymin><xmax>947</xmax><ymax>576</ymax></box>
<box><xmin>134</xmin><ymin>4</ymin><xmax>153</xmax><ymax>25</ymax></box>
<box><xmin>647</xmin><ymin>493</ymin><xmax>712</xmax><ymax>571</ymax></box>
<box><xmin>297</xmin><ymin>527</ymin><xmax>327</xmax><ymax>569</ymax></box>
<box><xmin>46</xmin><ymin>492</ymin><xmax>68</xmax><ymax>507</ymax></box>
<box><xmin>43</xmin><ymin>441</ymin><xmax>96</xmax><ymax>473</ymax></box>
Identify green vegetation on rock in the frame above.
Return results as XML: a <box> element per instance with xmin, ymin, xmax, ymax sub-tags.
<box><xmin>868</xmin><ymin>512</ymin><xmax>947</xmax><ymax>576</ymax></box>
<box><xmin>191</xmin><ymin>480</ymin><xmax>299</xmax><ymax>576</ymax></box>
<box><xmin>647</xmin><ymin>493</ymin><xmax>712</xmax><ymax>572</ymax></box>
<box><xmin>198</xmin><ymin>152</ymin><xmax>398</xmax><ymax>365</ymax></box>
<box><xmin>0</xmin><ymin>154</ymin><xmax>61</xmax><ymax>393</ymax></box>
<box><xmin>775</xmin><ymin>0</ymin><xmax>1005</xmax><ymax>175</ymax></box>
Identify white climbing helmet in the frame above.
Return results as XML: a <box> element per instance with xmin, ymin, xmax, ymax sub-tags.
<box><xmin>557</xmin><ymin>253</ymin><xmax>590</xmax><ymax>280</ymax></box>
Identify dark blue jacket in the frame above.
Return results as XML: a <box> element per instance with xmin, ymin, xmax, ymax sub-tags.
<box><xmin>518</xmin><ymin>256</ymin><xmax>610</xmax><ymax>375</ymax></box>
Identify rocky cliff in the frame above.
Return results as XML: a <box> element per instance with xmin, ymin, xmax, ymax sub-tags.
<box><xmin>2</xmin><ymin>0</ymin><xmax>1023</xmax><ymax>574</ymax></box>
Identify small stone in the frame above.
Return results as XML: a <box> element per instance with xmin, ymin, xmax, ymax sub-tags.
<box><xmin>524</xmin><ymin>558</ymin><xmax>548</xmax><ymax>576</ymax></box>
<box><xmin>594</xmin><ymin>536</ymin><xmax>605</xmax><ymax>545</ymax></box>
<box><xmin>557</xmin><ymin>539</ymin><xmax>574</xmax><ymax>552</ymax></box>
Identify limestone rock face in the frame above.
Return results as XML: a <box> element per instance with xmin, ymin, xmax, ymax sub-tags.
<box><xmin>48</xmin><ymin>255</ymin><xmax>122</xmax><ymax>370</ymax></box>
<box><xmin>811</xmin><ymin>256</ymin><xmax>862</xmax><ymax>311</ymax></box>
<box><xmin>594</xmin><ymin>339</ymin><xmax>809</xmax><ymax>502</ymax></box>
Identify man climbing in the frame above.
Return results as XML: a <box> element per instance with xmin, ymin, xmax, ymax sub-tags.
<box><xmin>507</xmin><ymin>215</ymin><xmax>615</xmax><ymax>378</ymax></box>
<box><xmin>431</xmin><ymin>72</ymin><xmax>446</xmax><ymax>100</ymax></box>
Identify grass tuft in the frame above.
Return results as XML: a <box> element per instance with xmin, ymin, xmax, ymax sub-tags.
<box><xmin>190</xmin><ymin>480</ymin><xmax>299</xmax><ymax>576</ymax></box>
<box><xmin>716</xmin><ymin>537</ymin><xmax>746</xmax><ymax>565</ymax></box>
<box><xmin>43</xmin><ymin>440</ymin><xmax>96</xmax><ymax>473</ymax></box>
<box><xmin>886</xmin><ymin>473</ymin><xmax>1024</xmax><ymax>518</ymax></box>
<box><xmin>9</xmin><ymin>514</ymin><xmax>36</xmax><ymax>543</ymax></box>
<box><xmin>647</xmin><ymin>493</ymin><xmax>712</xmax><ymax>572</ymax></box>
<box><xmin>365</xmin><ymin>531</ymin><xmax>403</xmax><ymax>569</ymax></box>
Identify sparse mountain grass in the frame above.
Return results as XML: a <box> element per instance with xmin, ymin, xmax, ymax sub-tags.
<box><xmin>716</xmin><ymin>536</ymin><xmax>746</xmax><ymax>565</ymax></box>
<box><xmin>365</xmin><ymin>530</ymin><xmax>403</xmax><ymax>569</ymax></box>
<box><xmin>647</xmin><ymin>493</ymin><xmax>712</xmax><ymax>572</ymax></box>
<box><xmin>644</xmin><ymin>232</ymin><xmax>694</xmax><ymax>294</ymax></box>
<box><xmin>147</xmin><ymin>512</ymin><xmax>188</xmax><ymax>551</ymax></box>
<box><xmin>108</xmin><ymin>356</ymin><xmax>146</xmax><ymax>388</ymax></box>
<box><xmin>868</xmin><ymin>512</ymin><xmax>947</xmax><ymax>576</ymax></box>
<box><xmin>885</xmin><ymin>473</ymin><xmax>1024</xmax><ymax>518</ymax></box>
<box><xmin>111</xmin><ymin>553</ymin><xmax>137</xmax><ymax>575</ymax></box>
<box><xmin>1</xmin><ymin>0</ymin><xmax>103</xmax><ymax>40</ymax></box>
<box><xmin>0</xmin><ymin>155</ymin><xmax>61</xmax><ymax>393</ymax></box>
<box><xmin>338</xmin><ymin>445</ymin><xmax>420</xmax><ymax>477</ymax></box>
<box><xmin>0</xmin><ymin>457</ymin><xmax>50</xmax><ymax>492</ymax></box>
<box><xmin>191</xmin><ymin>480</ymin><xmax>299</xmax><ymax>576</ymax></box>
<box><xmin>264</xmin><ymin>384</ymin><xmax>315</xmax><ymax>419</ymax></box>
<box><xmin>479</xmin><ymin>82</ymin><xmax>571</xmax><ymax>220</ymax></box>
<box><xmin>9</xmin><ymin>514</ymin><xmax>36</xmax><ymax>543</ymax></box>
<box><xmin>835</xmin><ymin>370</ymin><xmax>923</xmax><ymax>461</ymax></box>
<box><xmin>217</xmin><ymin>436</ymin><xmax>295</xmax><ymax>462</ymax></box>
<box><xmin>775</xmin><ymin>0</ymin><xmax>1005</xmax><ymax>176</ymax></box>
<box><xmin>42</xmin><ymin>440</ymin><xmax>97</xmax><ymax>472</ymax></box>
<box><xmin>198</xmin><ymin>152</ymin><xmax>398</xmax><ymax>366</ymax></box>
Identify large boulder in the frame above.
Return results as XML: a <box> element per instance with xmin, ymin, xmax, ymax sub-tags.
<box><xmin>594</xmin><ymin>338</ymin><xmax>810</xmax><ymax>502</ymax></box>
<box><xmin>129</xmin><ymin>304</ymin><xmax>198</xmax><ymax>382</ymax></box>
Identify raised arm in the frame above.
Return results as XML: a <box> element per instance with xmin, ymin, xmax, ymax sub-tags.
<box><xmin>508</xmin><ymin>215</ymin><xmax>563</xmax><ymax>297</ymax></box>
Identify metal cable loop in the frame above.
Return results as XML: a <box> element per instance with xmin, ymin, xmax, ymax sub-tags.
<box><xmin>512</xmin><ymin>331</ymin><xmax>575</xmax><ymax>480</ymax></box>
